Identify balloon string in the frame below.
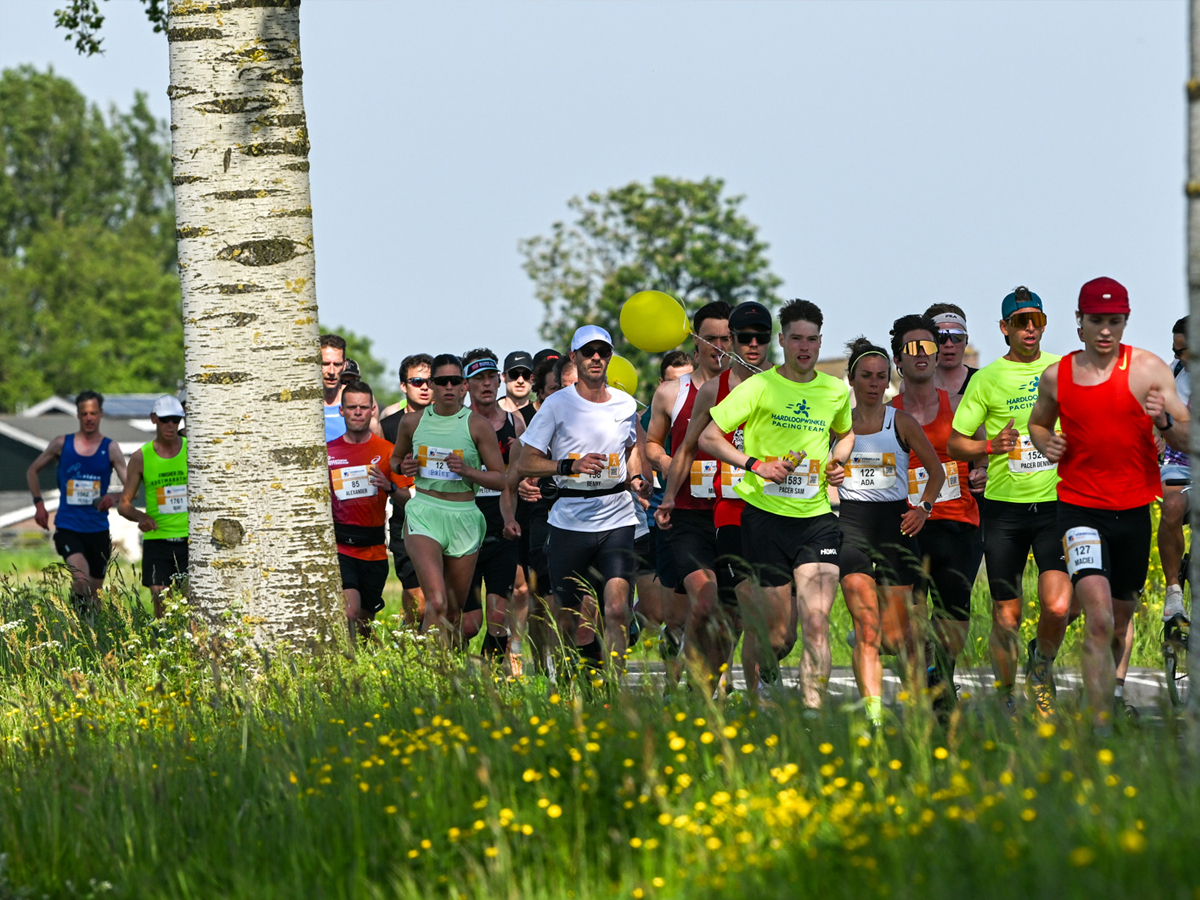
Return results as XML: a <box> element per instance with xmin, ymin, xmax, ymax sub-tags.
<box><xmin>690</xmin><ymin>332</ymin><xmax>766</xmax><ymax>374</ymax></box>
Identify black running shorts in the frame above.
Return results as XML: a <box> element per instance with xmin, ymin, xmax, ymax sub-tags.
<box><xmin>389</xmin><ymin>533</ymin><xmax>420</xmax><ymax>591</ymax></box>
<box><xmin>467</xmin><ymin>536</ymin><xmax>520</xmax><ymax>613</ymax></box>
<box><xmin>981</xmin><ymin>499</ymin><xmax>1067</xmax><ymax>601</ymax></box>
<box><xmin>837</xmin><ymin>498</ymin><xmax>922</xmax><ymax>585</ymax></box>
<box><xmin>337</xmin><ymin>553</ymin><xmax>389</xmax><ymax>616</ymax></box>
<box><xmin>714</xmin><ymin>524</ymin><xmax>751</xmax><ymax>610</ymax></box>
<box><xmin>741</xmin><ymin>506</ymin><xmax>841</xmax><ymax>588</ymax></box>
<box><xmin>547</xmin><ymin>525</ymin><xmax>636</xmax><ymax>610</ymax></box>
<box><xmin>141</xmin><ymin>537</ymin><xmax>188</xmax><ymax>589</ymax></box>
<box><xmin>915</xmin><ymin>519</ymin><xmax>982</xmax><ymax>621</ymax></box>
<box><xmin>53</xmin><ymin>528</ymin><xmax>112</xmax><ymax>579</ymax></box>
<box><xmin>666</xmin><ymin>508</ymin><xmax>719</xmax><ymax>580</ymax></box>
<box><xmin>1057</xmin><ymin>501</ymin><xmax>1151</xmax><ymax>602</ymax></box>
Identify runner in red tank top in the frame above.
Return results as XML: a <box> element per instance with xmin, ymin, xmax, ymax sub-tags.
<box><xmin>644</xmin><ymin>302</ymin><xmax>731</xmax><ymax>687</ymax></box>
<box><xmin>658</xmin><ymin>301</ymin><xmax>773</xmax><ymax>690</ymax></box>
<box><xmin>889</xmin><ymin>313</ymin><xmax>984</xmax><ymax>717</ymax></box>
<box><xmin>1029</xmin><ymin>277</ymin><xmax>1190</xmax><ymax>731</ymax></box>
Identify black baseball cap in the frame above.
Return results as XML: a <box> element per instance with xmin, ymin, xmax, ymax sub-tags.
<box><xmin>503</xmin><ymin>351</ymin><xmax>534</xmax><ymax>373</ymax></box>
<box><xmin>341</xmin><ymin>359</ymin><xmax>360</xmax><ymax>379</ymax></box>
<box><xmin>729</xmin><ymin>301</ymin><xmax>772</xmax><ymax>332</ymax></box>
<box><xmin>532</xmin><ymin>348</ymin><xmax>561</xmax><ymax>366</ymax></box>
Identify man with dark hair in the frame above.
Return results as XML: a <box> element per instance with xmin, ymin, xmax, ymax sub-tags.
<box><xmin>321</xmin><ymin>333</ymin><xmax>349</xmax><ymax>441</ymax></box>
<box><xmin>381</xmin><ymin>352</ymin><xmax>434</xmax><ymax>627</ymax></box>
<box><xmin>26</xmin><ymin>390</ymin><xmax>129</xmax><ymax>608</ymax></box>
<box><xmin>922</xmin><ymin>303</ymin><xmax>977</xmax><ymax>396</ymax></box>
<box><xmin>1160</xmin><ymin>315</ymin><xmax>1191</xmax><ymax>622</ymax></box>
<box><xmin>329</xmin><ymin>379</ymin><xmax>404</xmax><ymax>640</ymax></box>
<box><xmin>948</xmin><ymin>286</ymin><xmax>1069</xmax><ymax>716</ymax></box>
<box><xmin>499</xmin><ymin>351</ymin><xmax>537</xmax><ymax>426</ymax></box>
<box><xmin>659</xmin><ymin>350</ymin><xmax>693</xmax><ymax>382</ymax></box>
<box><xmin>644</xmin><ymin>301</ymin><xmax>732</xmax><ymax>684</ymax></box>
<box><xmin>701</xmin><ymin>299</ymin><xmax>854</xmax><ymax>708</ymax></box>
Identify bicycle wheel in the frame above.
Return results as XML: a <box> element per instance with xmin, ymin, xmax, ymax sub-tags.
<box><xmin>1164</xmin><ymin>618</ymin><xmax>1189</xmax><ymax>707</ymax></box>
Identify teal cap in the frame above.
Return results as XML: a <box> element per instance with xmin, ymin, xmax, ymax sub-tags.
<box><xmin>1001</xmin><ymin>286</ymin><xmax>1043</xmax><ymax>319</ymax></box>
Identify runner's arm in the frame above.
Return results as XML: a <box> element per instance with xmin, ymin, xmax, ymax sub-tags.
<box><xmin>117</xmin><ymin>449</ymin><xmax>156</xmax><ymax>532</ymax></box>
<box><xmin>465</xmin><ymin>414</ymin><xmax>508</xmax><ymax>494</ymax></box>
<box><xmin>643</xmin><ymin>380</ymin><xmax>677</xmax><ymax>474</ymax></box>
<box><xmin>25</xmin><ymin>436</ymin><xmax>64</xmax><ymax>531</ymax></box>
<box><xmin>1027</xmin><ymin>362</ymin><xmax>1065</xmax><ymax>463</ymax></box>
<box><xmin>825</xmin><ymin>429</ymin><xmax>855</xmax><ymax>486</ymax></box>
<box><xmin>500</xmin><ymin>441</ymin><xmax>521</xmax><ymax>539</ymax></box>
<box><xmin>390</xmin><ymin>411</ymin><xmax>419</xmax><ymax>477</ymax></box>
<box><xmin>660</xmin><ymin>379</ymin><xmax>718</xmax><ymax>511</ymax></box>
<box><xmin>1139</xmin><ymin>351</ymin><xmax>1191</xmax><ymax>453</ymax></box>
<box><xmin>896</xmin><ymin>411</ymin><xmax>945</xmax><ymax>506</ymax></box>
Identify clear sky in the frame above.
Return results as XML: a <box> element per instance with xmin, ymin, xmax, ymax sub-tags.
<box><xmin>1</xmin><ymin>0</ymin><xmax>1190</xmax><ymax>379</ymax></box>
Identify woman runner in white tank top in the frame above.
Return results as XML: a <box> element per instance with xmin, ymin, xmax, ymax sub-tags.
<box><xmin>837</xmin><ymin>338</ymin><xmax>945</xmax><ymax>727</ymax></box>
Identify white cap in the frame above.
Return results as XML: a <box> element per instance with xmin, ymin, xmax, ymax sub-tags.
<box><xmin>152</xmin><ymin>395</ymin><xmax>185</xmax><ymax>418</ymax></box>
<box><xmin>932</xmin><ymin>312</ymin><xmax>967</xmax><ymax>331</ymax></box>
<box><xmin>570</xmin><ymin>324</ymin><xmax>613</xmax><ymax>351</ymax></box>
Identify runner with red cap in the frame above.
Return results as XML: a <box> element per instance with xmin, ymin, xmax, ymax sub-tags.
<box><xmin>1029</xmin><ymin>276</ymin><xmax>1189</xmax><ymax>731</ymax></box>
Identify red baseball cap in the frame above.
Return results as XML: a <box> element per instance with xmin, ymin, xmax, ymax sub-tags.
<box><xmin>1078</xmin><ymin>277</ymin><xmax>1130</xmax><ymax>314</ymax></box>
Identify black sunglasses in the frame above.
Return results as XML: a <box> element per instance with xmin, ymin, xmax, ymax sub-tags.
<box><xmin>406</xmin><ymin>376</ymin><xmax>431</xmax><ymax>387</ymax></box>
<box><xmin>432</xmin><ymin>375</ymin><xmax>465</xmax><ymax>386</ymax></box>
<box><xmin>937</xmin><ymin>331</ymin><xmax>967</xmax><ymax>345</ymax></box>
<box><xmin>1173</xmin><ymin>347</ymin><xmax>1188</xmax><ymax>358</ymax></box>
<box><xmin>159</xmin><ymin>416</ymin><xmax>182</xmax><ymax>424</ymax></box>
<box><xmin>577</xmin><ymin>343</ymin><xmax>613</xmax><ymax>359</ymax></box>
<box><xmin>734</xmin><ymin>331</ymin><xmax>770</xmax><ymax>345</ymax></box>
<box><xmin>507</xmin><ymin>368</ymin><xmax>532</xmax><ymax>379</ymax></box>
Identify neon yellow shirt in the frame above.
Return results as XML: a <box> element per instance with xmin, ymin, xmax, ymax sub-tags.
<box><xmin>951</xmin><ymin>353</ymin><xmax>1061</xmax><ymax>503</ymax></box>
<box><xmin>710</xmin><ymin>367</ymin><xmax>852</xmax><ymax>518</ymax></box>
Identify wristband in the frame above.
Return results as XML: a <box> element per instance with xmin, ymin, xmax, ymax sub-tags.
<box><xmin>744</xmin><ymin>456</ymin><xmax>759</xmax><ymax>473</ymax></box>
<box><xmin>557</xmin><ymin>458</ymin><xmax>574</xmax><ymax>476</ymax></box>
<box><xmin>32</xmin><ymin>495</ymin><xmax>43</xmax><ymax>504</ymax></box>
<box><xmin>985</xmin><ymin>440</ymin><xmax>993</xmax><ymax>455</ymax></box>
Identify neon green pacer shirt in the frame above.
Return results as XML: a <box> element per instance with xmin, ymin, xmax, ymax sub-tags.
<box><xmin>710</xmin><ymin>367</ymin><xmax>852</xmax><ymax>518</ymax></box>
<box><xmin>951</xmin><ymin>353</ymin><xmax>1061</xmax><ymax>503</ymax></box>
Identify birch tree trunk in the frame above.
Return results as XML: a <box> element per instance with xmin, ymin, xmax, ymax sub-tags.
<box><xmin>168</xmin><ymin>0</ymin><xmax>341</xmax><ymax>646</ymax></box>
<box><xmin>1187</xmin><ymin>0</ymin><xmax>1200</xmax><ymax>726</ymax></box>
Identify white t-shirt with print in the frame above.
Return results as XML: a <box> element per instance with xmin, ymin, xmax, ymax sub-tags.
<box><xmin>519</xmin><ymin>384</ymin><xmax>639</xmax><ymax>532</ymax></box>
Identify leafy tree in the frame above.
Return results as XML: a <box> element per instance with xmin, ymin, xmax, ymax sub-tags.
<box><xmin>520</xmin><ymin>176</ymin><xmax>783</xmax><ymax>399</ymax></box>
<box><xmin>319</xmin><ymin>324</ymin><xmax>400</xmax><ymax>408</ymax></box>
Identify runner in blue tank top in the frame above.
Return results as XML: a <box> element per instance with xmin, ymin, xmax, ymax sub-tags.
<box><xmin>26</xmin><ymin>390</ymin><xmax>128</xmax><ymax>608</ymax></box>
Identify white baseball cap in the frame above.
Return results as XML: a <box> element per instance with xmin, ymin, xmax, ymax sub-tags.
<box><xmin>570</xmin><ymin>324</ymin><xmax>613</xmax><ymax>351</ymax></box>
<box><xmin>152</xmin><ymin>395</ymin><xmax>186</xmax><ymax>418</ymax></box>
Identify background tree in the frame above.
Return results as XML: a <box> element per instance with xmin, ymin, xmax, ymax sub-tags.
<box><xmin>0</xmin><ymin>66</ymin><xmax>181</xmax><ymax>411</ymax></box>
<box><xmin>520</xmin><ymin>176</ymin><xmax>783</xmax><ymax>399</ymax></box>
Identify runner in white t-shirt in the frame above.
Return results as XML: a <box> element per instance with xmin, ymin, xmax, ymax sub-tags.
<box><xmin>519</xmin><ymin>325</ymin><xmax>651</xmax><ymax>668</ymax></box>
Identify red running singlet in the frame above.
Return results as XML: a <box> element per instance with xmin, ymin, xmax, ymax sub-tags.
<box><xmin>1056</xmin><ymin>345</ymin><xmax>1160</xmax><ymax>510</ymax></box>
<box><xmin>713</xmin><ymin>369</ymin><xmax>747</xmax><ymax>529</ymax></box>
<box><xmin>669</xmin><ymin>374</ymin><xmax>717</xmax><ymax>512</ymax></box>
<box><xmin>891</xmin><ymin>389</ymin><xmax>979</xmax><ymax>527</ymax></box>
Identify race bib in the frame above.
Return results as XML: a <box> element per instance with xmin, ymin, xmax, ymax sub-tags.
<box><xmin>720</xmin><ymin>463</ymin><xmax>746</xmax><ymax>492</ymax></box>
<box><xmin>1063</xmin><ymin>526</ymin><xmax>1103</xmax><ymax>577</ymax></box>
<box><xmin>418</xmin><ymin>445</ymin><xmax>463</xmax><ymax>481</ymax></box>
<box><xmin>66</xmin><ymin>478</ymin><xmax>100</xmax><ymax>506</ymax></box>
<box><xmin>690</xmin><ymin>460</ymin><xmax>718</xmax><ymax>498</ymax></box>
<box><xmin>1008</xmin><ymin>435</ymin><xmax>1056</xmax><ymax>474</ymax></box>
<box><xmin>475</xmin><ymin>464</ymin><xmax>501</xmax><ymax>498</ymax></box>
<box><xmin>155</xmin><ymin>484</ymin><xmax>189</xmax><ymax>514</ymax></box>
<box><xmin>761</xmin><ymin>457</ymin><xmax>822</xmax><ymax>499</ymax></box>
<box><xmin>558</xmin><ymin>452</ymin><xmax>622</xmax><ymax>491</ymax></box>
<box><xmin>907</xmin><ymin>462</ymin><xmax>961</xmax><ymax>506</ymax></box>
<box><xmin>332</xmin><ymin>465</ymin><xmax>377</xmax><ymax>500</ymax></box>
<box><xmin>843</xmin><ymin>451</ymin><xmax>897</xmax><ymax>491</ymax></box>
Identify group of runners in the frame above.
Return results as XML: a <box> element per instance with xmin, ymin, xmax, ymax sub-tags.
<box><xmin>25</xmin><ymin>276</ymin><xmax>1193</xmax><ymax>731</ymax></box>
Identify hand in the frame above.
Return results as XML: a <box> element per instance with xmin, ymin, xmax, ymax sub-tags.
<box><xmin>755</xmin><ymin>457</ymin><xmax>795</xmax><ymax>484</ymax></box>
<box><xmin>502</xmin><ymin>518</ymin><xmax>521</xmax><ymax>541</ymax></box>
<box><xmin>399</xmin><ymin>453</ymin><xmax>420</xmax><ymax>478</ymax></box>
<box><xmin>991</xmin><ymin>418</ymin><xmax>1019</xmax><ymax>455</ymax></box>
<box><xmin>631</xmin><ymin>475</ymin><xmax>652</xmax><ymax>500</ymax></box>
<box><xmin>1146</xmin><ymin>388</ymin><xmax>1168</xmax><ymax>428</ymax></box>
<box><xmin>574</xmin><ymin>452</ymin><xmax>608</xmax><ymax>476</ymax></box>
<box><xmin>518</xmin><ymin>477</ymin><xmax>542</xmax><ymax>503</ymax></box>
<box><xmin>824</xmin><ymin>457</ymin><xmax>845</xmax><ymax>487</ymax></box>
<box><xmin>97</xmin><ymin>494</ymin><xmax>116</xmax><ymax>513</ymax></box>
<box><xmin>443</xmin><ymin>452</ymin><xmax>465</xmax><ymax>475</ymax></box>
<box><xmin>635</xmin><ymin>492</ymin><xmax>650</xmax><ymax>511</ymax></box>
<box><xmin>654</xmin><ymin>500</ymin><xmax>674</xmax><ymax>531</ymax></box>
<box><xmin>968</xmin><ymin>466</ymin><xmax>987</xmax><ymax>494</ymax></box>
<box><xmin>900</xmin><ymin>505</ymin><xmax>929</xmax><ymax>537</ymax></box>
<box><xmin>138</xmin><ymin>514</ymin><xmax>159</xmax><ymax>534</ymax></box>
<box><xmin>1042</xmin><ymin>431</ymin><xmax>1068</xmax><ymax>464</ymax></box>
<box><xmin>368</xmin><ymin>464</ymin><xmax>392</xmax><ymax>490</ymax></box>
<box><xmin>34</xmin><ymin>505</ymin><xmax>49</xmax><ymax>531</ymax></box>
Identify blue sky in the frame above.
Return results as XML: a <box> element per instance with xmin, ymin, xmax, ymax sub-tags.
<box><xmin>1</xmin><ymin>0</ymin><xmax>1189</xmax><ymax>377</ymax></box>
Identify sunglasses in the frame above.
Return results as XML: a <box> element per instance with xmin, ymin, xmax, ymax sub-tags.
<box><xmin>1007</xmin><ymin>311</ymin><xmax>1047</xmax><ymax>330</ymax></box>
<box><xmin>577</xmin><ymin>343</ymin><xmax>613</xmax><ymax>359</ymax></box>
<box><xmin>901</xmin><ymin>340</ymin><xmax>939</xmax><ymax>357</ymax></box>
<box><xmin>406</xmin><ymin>377</ymin><xmax>432</xmax><ymax>388</ymax></box>
<box><xmin>506</xmin><ymin>368</ymin><xmax>532</xmax><ymax>380</ymax></box>
<box><xmin>159</xmin><ymin>416</ymin><xmax>182</xmax><ymax>424</ymax></box>
<box><xmin>937</xmin><ymin>331</ymin><xmax>967</xmax><ymax>345</ymax></box>
<box><xmin>1173</xmin><ymin>347</ymin><xmax>1188</xmax><ymax>358</ymax></box>
<box><xmin>734</xmin><ymin>331</ymin><xmax>770</xmax><ymax>346</ymax></box>
<box><xmin>432</xmin><ymin>375</ymin><xmax>465</xmax><ymax>386</ymax></box>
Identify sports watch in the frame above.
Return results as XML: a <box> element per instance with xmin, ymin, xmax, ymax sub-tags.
<box><xmin>918</xmin><ymin>500</ymin><xmax>933</xmax><ymax>514</ymax></box>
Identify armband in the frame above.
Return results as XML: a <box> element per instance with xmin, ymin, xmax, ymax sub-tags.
<box><xmin>744</xmin><ymin>456</ymin><xmax>759</xmax><ymax>473</ymax></box>
<box><xmin>557</xmin><ymin>458</ymin><xmax>575</xmax><ymax>476</ymax></box>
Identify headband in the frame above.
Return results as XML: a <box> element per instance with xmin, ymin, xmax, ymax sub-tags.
<box><xmin>932</xmin><ymin>312</ymin><xmax>967</xmax><ymax>331</ymax></box>
<box><xmin>850</xmin><ymin>349</ymin><xmax>891</xmax><ymax>374</ymax></box>
<box><xmin>463</xmin><ymin>358</ymin><xmax>499</xmax><ymax>379</ymax></box>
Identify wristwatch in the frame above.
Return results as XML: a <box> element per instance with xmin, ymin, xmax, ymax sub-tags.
<box><xmin>1160</xmin><ymin>412</ymin><xmax>1175</xmax><ymax>432</ymax></box>
<box><xmin>918</xmin><ymin>500</ymin><xmax>933</xmax><ymax>514</ymax></box>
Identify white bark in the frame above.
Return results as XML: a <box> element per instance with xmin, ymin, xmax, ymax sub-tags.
<box><xmin>1188</xmin><ymin>0</ymin><xmax>1200</xmax><ymax>724</ymax></box>
<box><xmin>168</xmin><ymin>0</ymin><xmax>341</xmax><ymax>646</ymax></box>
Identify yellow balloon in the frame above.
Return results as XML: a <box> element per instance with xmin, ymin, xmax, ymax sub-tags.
<box><xmin>607</xmin><ymin>354</ymin><xmax>639</xmax><ymax>396</ymax></box>
<box><xmin>620</xmin><ymin>290</ymin><xmax>691</xmax><ymax>353</ymax></box>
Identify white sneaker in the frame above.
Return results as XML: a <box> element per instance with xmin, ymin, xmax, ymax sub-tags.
<box><xmin>1163</xmin><ymin>586</ymin><xmax>1188</xmax><ymax>622</ymax></box>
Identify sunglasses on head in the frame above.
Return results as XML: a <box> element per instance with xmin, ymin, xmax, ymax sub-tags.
<box><xmin>578</xmin><ymin>343</ymin><xmax>613</xmax><ymax>359</ymax></box>
<box><xmin>937</xmin><ymin>331</ymin><xmax>966</xmax><ymax>345</ymax></box>
<box><xmin>406</xmin><ymin>377</ymin><xmax>431</xmax><ymax>388</ymax></box>
<box><xmin>432</xmin><ymin>375</ymin><xmax>465</xmax><ymax>387</ymax></box>
<box><xmin>1007</xmin><ymin>311</ymin><xmax>1047</xmax><ymax>330</ymax></box>
<box><xmin>734</xmin><ymin>330</ymin><xmax>770</xmax><ymax>346</ymax></box>
<box><xmin>159</xmin><ymin>416</ymin><xmax>182</xmax><ymax>424</ymax></box>
<box><xmin>506</xmin><ymin>368</ymin><xmax>532</xmax><ymax>380</ymax></box>
<box><xmin>901</xmin><ymin>340</ymin><xmax>938</xmax><ymax>357</ymax></box>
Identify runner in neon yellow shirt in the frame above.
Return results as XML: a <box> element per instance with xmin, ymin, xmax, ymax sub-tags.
<box><xmin>702</xmin><ymin>299</ymin><xmax>854</xmax><ymax>708</ymax></box>
<box><xmin>948</xmin><ymin>286</ymin><xmax>1070</xmax><ymax>716</ymax></box>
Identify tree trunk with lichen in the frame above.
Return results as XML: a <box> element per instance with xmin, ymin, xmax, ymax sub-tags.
<box><xmin>1188</xmin><ymin>0</ymin><xmax>1200</xmax><ymax>723</ymax></box>
<box><xmin>168</xmin><ymin>0</ymin><xmax>341</xmax><ymax>646</ymax></box>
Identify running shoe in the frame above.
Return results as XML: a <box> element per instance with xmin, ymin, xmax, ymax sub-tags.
<box><xmin>1163</xmin><ymin>585</ymin><xmax>1188</xmax><ymax>623</ymax></box>
<box><xmin>1024</xmin><ymin>639</ymin><xmax>1056</xmax><ymax>717</ymax></box>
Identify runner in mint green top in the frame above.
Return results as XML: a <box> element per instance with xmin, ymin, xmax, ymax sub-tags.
<box><xmin>409</xmin><ymin>405</ymin><xmax>482</xmax><ymax>495</ymax></box>
<box><xmin>700</xmin><ymin>299</ymin><xmax>855</xmax><ymax>708</ymax></box>
<box><xmin>947</xmin><ymin>286</ymin><xmax>1071</xmax><ymax>716</ymax></box>
<box><xmin>118</xmin><ymin>395</ymin><xmax>188</xmax><ymax>617</ymax></box>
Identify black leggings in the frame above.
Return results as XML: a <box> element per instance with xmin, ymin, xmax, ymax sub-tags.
<box><xmin>916</xmin><ymin>519</ymin><xmax>983</xmax><ymax>621</ymax></box>
<box><xmin>547</xmin><ymin>525</ymin><xmax>636</xmax><ymax>610</ymax></box>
